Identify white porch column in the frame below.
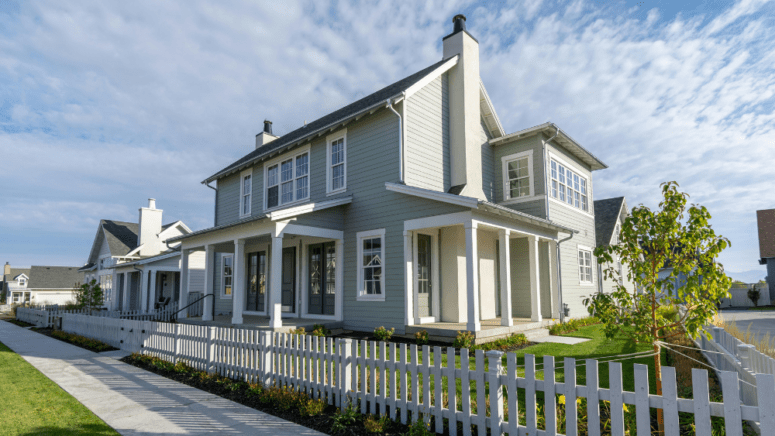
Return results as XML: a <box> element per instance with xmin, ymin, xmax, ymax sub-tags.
<box><xmin>404</xmin><ymin>230</ymin><xmax>414</xmax><ymax>326</ymax></box>
<box><xmin>270</xmin><ymin>232</ymin><xmax>284</xmax><ymax>328</ymax></box>
<box><xmin>203</xmin><ymin>245</ymin><xmax>215</xmax><ymax>321</ymax></box>
<box><xmin>122</xmin><ymin>272</ymin><xmax>130</xmax><ymax>311</ymax></box>
<box><xmin>148</xmin><ymin>269</ymin><xmax>157</xmax><ymax>311</ymax></box>
<box><xmin>232</xmin><ymin>239</ymin><xmax>246</xmax><ymax>325</ymax></box>
<box><xmin>498</xmin><ymin>229</ymin><xmax>513</xmax><ymax>326</ymax></box>
<box><xmin>528</xmin><ymin>235</ymin><xmax>542</xmax><ymax>322</ymax></box>
<box><xmin>465</xmin><ymin>222</ymin><xmax>480</xmax><ymax>332</ymax></box>
<box><xmin>140</xmin><ymin>269</ymin><xmax>149</xmax><ymax>313</ymax></box>
<box><xmin>179</xmin><ymin>249</ymin><xmax>189</xmax><ymax>315</ymax></box>
<box><xmin>335</xmin><ymin>239</ymin><xmax>344</xmax><ymax>322</ymax></box>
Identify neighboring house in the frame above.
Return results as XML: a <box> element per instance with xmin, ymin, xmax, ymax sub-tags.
<box><xmin>167</xmin><ymin>15</ymin><xmax>608</xmax><ymax>338</ymax></box>
<box><xmin>79</xmin><ymin>199</ymin><xmax>204</xmax><ymax>312</ymax></box>
<box><xmin>2</xmin><ymin>263</ymin><xmax>81</xmax><ymax>305</ymax></box>
<box><xmin>594</xmin><ymin>197</ymin><xmax>636</xmax><ymax>294</ymax></box>
<box><xmin>758</xmin><ymin>208</ymin><xmax>775</xmax><ymax>298</ymax></box>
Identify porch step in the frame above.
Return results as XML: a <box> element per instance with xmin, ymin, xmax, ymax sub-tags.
<box><xmin>521</xmin><ymin>327</ymin><xmax>551</xmax><ymax>341</ymax></box>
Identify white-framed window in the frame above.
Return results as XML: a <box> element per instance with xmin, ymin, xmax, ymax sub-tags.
<box><xmin>17</xmin><ymin>277</ymin><xmax>26</xmax><ymax>287</ymax></box>
<box><xmin>264</xmin><ymin>146</ymin><xmax>310</xmax><ymax>210</ymax></box>
<box><xmin>550</xmin><ymin>158</ymin><xmax>588</xmax><ymax>212</ymax></box>
<box><xmin>326</xmin><ymin>129</ymin><xmax>347</xmax><ymax>195</ymax></box>
<box><xmin>240</xmin><ymin>169</ymin><xmax>252</xmax><ymax>217</ymax></box>
<box><xmin>501</xmin><ymin>150</ymin><xmax>534</xmax><ymax>201</ymax></box>
<box><xmin>578</xmin><ymin>245</ymin><xmax>593</xmax><ymax>285</ymax></box>
<box><xmin>221</xmin><ymin>254</ymin><xmax>233</xmax><ymax>298</ymax></box>
<box><xmin>356</xmin><ymin>228</ymin><xmax>385</xmax><ymax>301</ymax></box>
<box><xmin>612</xmin><ymin>223</ymin><xmax>620</xmax><ymax>245</ymax></box>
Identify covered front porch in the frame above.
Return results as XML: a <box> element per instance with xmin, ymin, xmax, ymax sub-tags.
<box><xmin>179</xmin><ymin>314</ymin><xmax>342</xmax><ymax>332</ymax></box>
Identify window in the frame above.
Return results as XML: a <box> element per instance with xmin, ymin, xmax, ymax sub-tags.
<box><xmin>357</xmin><ymin>229</ymin><xmax>385</xmax><ymax>301</ymax></box>
<box><xmin>501</xmin><ymin>151</ymin><xmax>533</xmax><ymax>201</ymax></box>
<box><xmin>578</xmin><ymin>247</ymin><xmax>593</xmax><ymax>284</ymax></box>
<box><xmin>327</xmin><ymin>130</ymin><xmax>347</xmax><ymax>195</ymax></box>
<box><xmin>550</xmin><ymin>158</ymin><xmax>588</xmax><ymax>212</ymax></box>
<box><xmin>265</xmin><ymin>148</ymin><xmax>310</xmax><ymax>210</ymax></box>
<box><xmin>221</xmin><ymin>254</ymin><xmax>233</xmax><ymax>298</ymax></box>
<box><xmin>18</xmin><ymin>277</ymin><xmax>26</xmax><ymax>286</ymax></box>
<box><xmin>612</xmin><ymin>224</ymin><xmax>620</xmax><ymax>245</ymax></box>
<box><xmin>240</xmin><ymin>170</ymin><xmax>252</xmax><ymax>217</ymax></box>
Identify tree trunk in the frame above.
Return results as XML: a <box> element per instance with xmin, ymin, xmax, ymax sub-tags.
<box><xmin>654</xmin><ymin>343</ymin><xmax>664</xmax><ymax>434</ymax></box>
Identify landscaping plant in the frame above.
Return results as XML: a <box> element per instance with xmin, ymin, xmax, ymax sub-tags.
<box><xmin>748</xmin><ymin>284</ymin><xmax>761</xmax><ymax>307</ymax></box>
<box><xmin>583</xmin><ymin>181</ymin><xmax>732</xmax><ymax>433</ymax></box>
<box><xmin>453</xmin><ymin>330</ymin><xmax>475</xmax><ymax>349</ymax></box>
<box><xmin>415</xmin><ymin>330</ymin><xmax>429</xmax><ymax>346</ymax></box>
<box><xmin>311</xmin><ymin>324</ymin><xmax>330</xmax><ymax>337</ymax></box>
<box><xmin>331</xmin><ymin>405</ymin><xmax>360</xmax><ymax>434</ymax></box>
<box><xmin>73</xmin><ymin>279</ymin><xmax>103</xmax><ymax>313</ymax></box>
<box><xmin>373</xmin><ymin>326</ymin><xmax>395</xmax><ymax>342</ymax></box>
<box><xmin>364</xmin><ymin>414</ymin><xmax>390</xmax><ymax>433</ymax></box>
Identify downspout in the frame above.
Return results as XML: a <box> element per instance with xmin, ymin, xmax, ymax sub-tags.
<box><xmin>386</xmin><ymin>93</ymin><xmax>406</xmax><ymax>184</ymax></box>
<box><xmin>204</xmin><ymin>181</ymin><xmax>218</xmax><ymax>226</ymax></box>
<box><xmin>543</xmin><ymin>125</ymin><xmax>560</xmax><ymax>220</ymax></box>
<box><xmin>556</xmin><ymin>230</ymin><xmax>577</xmax><ymax>323</ymax></box>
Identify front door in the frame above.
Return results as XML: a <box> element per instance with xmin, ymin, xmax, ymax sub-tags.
<box><xmin>281</xmin><ymin>247</ymin><xmax>296</xmax><ymax>313</ymax></box>
<box><xmin>246</xmin><ymin>251</ymin><xmax>267</xmax><ymax>312</ymax></box>
<box><xmin>417</xmin><ymin>234</ymin><xmax>432</xmax><ymax>317</ymax></box>
<box><xmin>308</xmin><ymin>242</ymin><xmax>336</xmax><ymax>315</ymax></box>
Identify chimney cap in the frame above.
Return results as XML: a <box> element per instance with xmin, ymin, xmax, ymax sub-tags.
<box><xmin>263</xmin><ymin>120</ymin><xmax>273</xmax><ymax>135</ymax></box>
<box><xmin>452</xmin><ymin>14</ymin><xmax>467</xmax><ymax>32</ymax></box>
<box><xmin>148</xmin><ymin>198</ymin><xmax>156</xmax><ymax>209</ymax></box>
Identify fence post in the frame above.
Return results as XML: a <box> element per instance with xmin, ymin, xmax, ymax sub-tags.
<box><xmin>487</xmin><ymin>351</ymin><xmax>504</xmax><ymax>435</ymax></box>
<box><xmin>738</xmin><ymin>344</ymin><xmax>755</xmax><ymax>371</ymax></box>
<box><xmin>260</xmin><ymin>331</ymin><xmax>273</xmax><ymax>387</ymax></box>
<box><xmin>207</xmin><ymin>326</ymin><xmax>216</xmax><ymax>374</ymax></box>
<box><xmin>173</xmin><ymin>323</ymin><xmax>181</xmax><ymax>364</ymax></box>
<box><xmin>341</xmin><ymin>338</ymin><xmax>353</xmax><ymax>411</ymax></box>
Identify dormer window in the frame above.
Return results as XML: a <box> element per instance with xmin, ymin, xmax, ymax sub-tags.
<box><xmin>18</xmin><ymin>277</ymin><xmax>26</xmax><ymax>286</ymax></box>
<box><xmin>264</xmin><ymin>146</ymin><xmax>310</xmax><ymax>210</ymax></box>
<box><xmin>501</xmin><ymin>150</ymin><xmax>534</xmax><ymax>201</ymax></box>
<box><xmin>240</xmin><ymin>169</ymin><xmax>252</xmax><ymax>217</ymax></box>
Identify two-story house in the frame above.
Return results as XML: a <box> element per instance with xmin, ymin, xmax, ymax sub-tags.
<box><xmin>3</xmin><ymin>263</ymin><xmax>31</xmax><ymax>304</ymax></box>
<box><xmin>79</xmin><ymin>199</ymin><xmax>205</xmax><ymax>312</ymax></box>
<box><xmin>3</xmin><ymin>263</ymin><xmax>82</xmax><ymax>305</ymax></box>
<box><xmin>168</xmin><ymin>15</ymin><xmax>608</xmax><ymax>339</ymax></box>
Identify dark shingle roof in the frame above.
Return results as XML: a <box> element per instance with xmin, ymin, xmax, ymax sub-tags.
<box><xmin>205</xmin><ymin>58</ymin><xmax>450</xmax><ymax>183</ymax></box>
<box><xmin>594</xmin><ymin>197</ymin><xmax>625</xmax><ymax>247</ymax></box>
<box><xmin>5</xmin><ymin>268</ymin><xmax>31</xmax><ymax>281</ymax></box>
<box><xmin>101</xmin><ymin>220</ymin><xmax>139</xmax><ymax>256</ymax></box>
<box><xmin>26</xmin><ymin>266</ymin><xmax>83</xmax><ymax>289</ymax></box>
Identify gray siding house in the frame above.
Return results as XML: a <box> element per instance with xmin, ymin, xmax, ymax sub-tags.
<box><xmin>170</xmin><ymin>16</ymin><xmax>608</xmax><ymax>338</ymax></box>
<box><xmin>594</xmin><ymin>197</ymin><xmax>637</xmax><ymax>297</ymax></box>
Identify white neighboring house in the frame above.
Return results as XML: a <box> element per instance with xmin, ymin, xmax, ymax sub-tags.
<box><xmin>79</xmin><ymin>199</ymin><xmax>205</xmax><ymax>313</ymax></box>
<box><xmin>594</xmin><ymin>197</ymin><xmax>637</xmax><ymax>295</ymax></box>
<box><xmin>2</xmin><ymin>263</ymin><xmax>82</xmax><ymax>305</ymax></box>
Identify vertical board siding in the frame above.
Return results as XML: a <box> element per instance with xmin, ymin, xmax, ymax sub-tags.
<box><xmin>405</xmin><ymin>74</ymin><xmax>450</xmax><ymax>192</ymax></box>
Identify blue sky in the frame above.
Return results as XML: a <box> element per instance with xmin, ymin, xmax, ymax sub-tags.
<box><xmin>1</xmin><ymin>0</ymin><xmax>774</xmax><ymax>278</ymax></box>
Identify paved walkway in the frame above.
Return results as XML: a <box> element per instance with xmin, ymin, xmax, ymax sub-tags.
<box><xmin>0</xmin><ymin>321</ymin><xmax>324</xmax><ymax>435</ymax></box>
<box><xmin>531</xmin><ymin>334</ymin><xmax>591</xmax><ymax>345</ymax></box>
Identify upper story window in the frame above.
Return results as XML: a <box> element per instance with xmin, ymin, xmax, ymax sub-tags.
<box><xmin>240</xmin><ymin>170</ymin><xmax>252</xmax><ymax>217</ymax></box>
<box><xmin>550</xmin><ymin>159</ymin><xmax>588</xmax><ymax>212</ymax></box>
<box><xmin>264</xmin><ymin>147</ymin><xmax>310</xmax><ymax>210</ymax></box>
<box><xmin>17</xmin><ymin>277</ymin><xmax>26</xmax><ymax>286</ymax></box>
<box><xmin>501</xmin><ymin>150</ymin><xmax>533</xmax><ymax>201</ymax></box>
<box><xmin>327</xmin><ymin>130</ymin><xmax>347</xmax><ymax>195</ymax></box>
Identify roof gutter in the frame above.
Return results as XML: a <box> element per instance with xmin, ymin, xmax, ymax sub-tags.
<box><xmin>386</xmin><ymin>92</ymin><xmax>406</xmax><ymax>183</ymax></box>
<box><xmin>203</xmin><ymin>181</ymin><xmax>218</xmax><ymax>226</ymax></box>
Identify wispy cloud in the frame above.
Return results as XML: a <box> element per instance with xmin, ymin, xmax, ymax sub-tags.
<box><xmin>1</xmin><ymin>0</ymin><xmax>773</xmax><ymax>271</ymax></box>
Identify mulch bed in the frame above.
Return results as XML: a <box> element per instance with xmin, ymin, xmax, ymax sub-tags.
<box><xmin>120</xmin><ymin>354</ymin><xmax>426</xmax><ymax>436</ymax></box>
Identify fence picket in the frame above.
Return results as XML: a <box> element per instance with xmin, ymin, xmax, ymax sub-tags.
<box><xmin>447</xmin><ymin>347</ymin><xmax>458</xmax><ymax>436</ymax></box>
<box><xmin>380</xmin><ymin>342</ymin><xmax>388</xmax><ymax>416</ymax></box>
<box><xmin>487</xmin><ymin>351</ymin><xmax>504</xmax><ymax>436</ymax></box>
<box><xmin>756</xmin><ymin>373</ymin><xmax>775</xmax><ymax>430</ymax></box>
<box><xmin>400</xmin><ymin>343</ymin><xmax>408</xmax><ymax>424</ymax></box>
<box><xmin>525</xmin><ymin>354</ymin><xmax>537</xmax><ymax>434</ymax></box>
<box><xmin>506</xmin><ymin>353</ymin><xmax>517</xmax><ymax>436</ymax></box>
<box><xmin>586</xmin><ymin>359</ymin><xmax>600</xmax><ymax>436</ymax></box>
<box><xmin>692</xmin><ymin>368</ymin><xmax>712</xmax><ymax>435</ymax></box>
<box><xmin>433</xmin><ymin>347</ymin><xmax>443</xmax><ymax>433</ymax></box>
<box><xmin>421</xmin><ymin>345</ymin><xmax>430</xmax><ymax>423</ymax></box>
<box><xmin>475</xmin><ymin>349</ymin><xmax>485</xmax><ymax>436</ymax></box>
<box><xmin>609</xmin><ymin>362</ymin><xmax>624</xmax><ymax>436</ymax></box>
<box><xmin>565</xmin><ymin>357</ymin><xmax>578</xmax><ymax>436</ymax></box>
<box><xmin>662</xmin><ymin>366</ymin><xmax>680</xmax><ymax>436</ymax></box>
<box><xmin>411</xmin><ymin>344</ymin><xmax>419</xmax><ymax>423</ymax></box>
<box><xmin>720</xmin><ymin>370</ymin><xmax>743</xmax><ymax>436</ymax></box>
<box><xmin>361</xmin><ymin>340</ymin><xmax>368</xmax><ymax>414</ymax></box>
<box><xmin>390</xmin><ymin>343</ymin><xmax>398</xmax><ymax>420</ymax></box>
<box><xmin>461</xmin><ymin>348</ymin><xmax>471</xmax><ymax>436</ymax></box>
<box><xmin>544</xmin><ymin>355</ymin><xmax>557</xmax><ymax>436</ymax></box>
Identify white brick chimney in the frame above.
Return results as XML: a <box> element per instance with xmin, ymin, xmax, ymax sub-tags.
<box><xmin>138</xmin><ymin>198</ymin><xmax>163</xmax><ymax>257</ymax></box>
<box><xmin>256</xmin><ymin>120</ymin><xmax>279</xmax><ymax>149</ymax></box>
<box><xmin>443</xmin><ymin>14</ymin><xmax>486</xmax><ymax>200</ymax></box>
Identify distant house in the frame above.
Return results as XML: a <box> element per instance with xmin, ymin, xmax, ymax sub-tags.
<box><xmin>79</xmin><ymin>199</ymin><xmax>204</xmax><ymax>312</ymax></box>
<box><xmin>758</xmin><ymin>209</ymin><xmax>775</xmax><ymax>296</ymax></box>
<box><xmin>2</xmin><ymin>263</ymin><xmax>82</xmax><ymax>305</ymax></box>
<box><xmin>593</xmin><ymin>197</ymin><xmax>636</xmax><ymax>294</ymax></box>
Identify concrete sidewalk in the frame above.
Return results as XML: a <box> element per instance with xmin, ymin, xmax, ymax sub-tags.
<box><xmin>0</xmin><ymin>321</ymin><xmax>324</xmax><ymax>435</ymax></box>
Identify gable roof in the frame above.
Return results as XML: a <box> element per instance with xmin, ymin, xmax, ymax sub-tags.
<box><xmin>5</xmin><ymin>268</ymin><xmax>31</xmax><ymax>282</ymax></box>
<box><xmin>594</xmin><ymin>197</ymin><xmax>625</xmax><ymax>247</ymax></box>
<box><xmin>26</xmin><ymin>266</ymin><xmax>83</xmax><ymax>289</ymax></box>
<box><xmin>101</xmin><ymin>220</ymin><xmax>140</xmax><ymax>256</ymax></box>
<box><xmin>204</xmin><ymin>58</ymin><xmax>455</xmax><ymax>184</ymax></box>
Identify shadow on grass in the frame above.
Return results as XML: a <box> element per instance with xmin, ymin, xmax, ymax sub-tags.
<box><xmin>17</xmin><ymin>424</ymin><xmax>117</xmax><ymax>435</ymax></box>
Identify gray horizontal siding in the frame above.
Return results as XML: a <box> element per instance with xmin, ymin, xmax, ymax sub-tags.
<box><xmin>405</xmin><ymin>74</ymin><xmax>449</xmax><ymax>192</ymax></box>
<box><xmin>216</xmin><ymin>173</ymin><xmax>240</xmax><ymax>226</ymax></box>
<box><xmin>480</xmin><ymin>118</ymin><xmax>494</xmax><ymax>202</ymax></box>
<box><xmin>493</xmin><ymin>133</ymin><xmax>547</xmax><ymax>204</ymax></box>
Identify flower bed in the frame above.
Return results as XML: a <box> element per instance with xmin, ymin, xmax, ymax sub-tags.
<box><xmin>548</xmin><ymin>317</ymin><xmax>600</xmax><ymax>335</ymax></box>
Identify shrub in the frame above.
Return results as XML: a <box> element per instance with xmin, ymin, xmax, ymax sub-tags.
<box><xmin>311</xmin><ymin>324</ymin><xmax>330</xmax><ymax>337</ymax></box>
<box><xmin>364</xmin><ymin>414</ymin><xmax>390</xmax><ymax>433</ymax></box>
<box><xmin>289</xmin><ymin>327</ymin><xmax>306</xmax><ymax>335</ymax></box>
<box><xmin>401</xmin><ymin>419</ymin><xmax>434</xmax><ymax>436</ymax></box>
<box><xmin>748</xmin><ymin>285</ymin><xmax>762</xmax><ymax>307</ymax></box>
<box><xmin>476</xmin><ymin>333</ymin><xmax>528</xmax><ymax>351</ymax></box>
<box><xmin>453</xmin><ymin>331</ymin><xmax>475</xmax><ymax>349</ymax></box>
<box><xmin>261</xmin><ymin>386</ymin><xmax>303</xmax><ymax>410</ymax></box>
<box><xmin>246</xmin><ymin>383</ymin><xmax>263</xmax><ymax>397</ymax></box>
<box><xmin>173</xmin><ymin>360</ymin><xmax>195</xmax><ymax>374</ymax></box>
<box><xmin>415</xmin><ymin>330</ymin><xmax>429</xmax><ymax>346</ymax></box>
<box><xmin>549</xmin><ymin>316</ymin><xmax>599</xmax><ymax>335</ymax></box>
<box><xmin>51</xmin><ymin>330</ymin><xmax>113</xmax><ymax>352</ymax></box>
<box><xmin>331</xmin><ymin>405</ymin><xmax>360</xmax><ymax>433</ymax></box>
<box><xmin>373</xmin><ymin>326</ymin><xmax>395</xmax><ymax>342</ymax></box>
<box><xmin>298</xmin><ymin>397</ymin><xmax>327</xmax><ymax>416</ymax></box>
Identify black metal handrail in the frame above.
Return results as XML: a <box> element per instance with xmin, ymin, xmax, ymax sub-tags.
<box><xmin>172</xmin><ymin>293</ymin><xmax>214</xmax><ymax>322</ymax></box>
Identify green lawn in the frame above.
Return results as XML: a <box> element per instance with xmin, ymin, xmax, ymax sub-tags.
<box><xmin>0</xmin><ymin>341</ymin><xmax>118</xmax><ymax>435</ymax></box>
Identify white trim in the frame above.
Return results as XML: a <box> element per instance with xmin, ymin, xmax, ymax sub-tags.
<box><xmin>220</xmin><ymin>253</ymin><xmax>234</xmax><ymax>299</ymax></box>
<box><xmin>577</xmin><ymin>244</ymin><xmax>594</xmax><ymax>286</ymax></box>
<box><xmin>499</xmin><ymin>194</ymin><xmax>543</xmax><ymax>206</ymax></box>
<box><xmin>263</xmin><ymin>144</ymin><xmax>311</xmax><ymax>212</ymax></box>
<box><xmin>404</xmin><ymin>55</ymin><xmax>459</xmax><ymax>98</ymax></box>
<box><xmin>403</xmin><ymin>211</ymin><xmax>473</xmax><ymax>232</ymax></box>
<box><xmin>239</xmin><ymin>168</ymin><xmax>253</xmax><ymax>218</ymax></box>
<box><xmin>269</xmin><ymin>196</ymin><xmax>352</xmax><ymax>221</ymax></box>
<box><xmin>326</xmin><ymin>129</ymin><xmax>347</xmax><ymax>196</ymax></box>
<box><xmin>385</xmin><ymin>182</ymin><xmax>478</xmax><ymax>208</ymax></box>
<box><xmin>278</xmin><ymin>223</ymin><xmax>344</xmax><ymax>240</ymax></box>
<box><xmin>501</xmin><ymin>150</ymin><xmax>534</xmax><ymax>202</ymax></box>
<box><xmin>356</xmin><ymin>228</ymin><xmax>386</xmax><ymax>302</ymax></box>
<box><xmin>412</xmin><ymin>229</ymin><xmax>439</xmax><ymax>324</ymax></box>
<box><xmin>549</xmin><ymin>196</ymin><xmax>595</xmax><ymax>219</ymax></box>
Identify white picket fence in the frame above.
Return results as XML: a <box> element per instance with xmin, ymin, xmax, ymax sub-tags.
<box><xmin>58</xmin><ymin>313</ymin><xmax>775</xmax><ymax>436</ymax></box>
<box><xmin>17</xmin><ymin>307</ymin><xmax>175</xmax><ymax>328</ymax></box>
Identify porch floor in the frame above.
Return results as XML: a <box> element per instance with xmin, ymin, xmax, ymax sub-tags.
<box><xmin>179</xmin><ymin>315</ymin><xmax>342</xmax><ymax>333</ymax></box>
<box><xmin>404</xmin><ymin>317</ymin><xmax>558</xmax><ymax>342</ymax></box>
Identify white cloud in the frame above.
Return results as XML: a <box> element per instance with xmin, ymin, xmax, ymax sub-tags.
<box><xmin>0</xmin><ymin>0</ymin><xmax>773</xmax><ymax>272</ymax></box>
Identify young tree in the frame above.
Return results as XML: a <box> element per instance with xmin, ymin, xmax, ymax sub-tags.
<box><xmin>748</xmin><ymin>284</ymin><xmax>761</xmax><ymax>307</ymax></box>
<box><xmin>583</xmin><ymin>181</ymin><xmax>731</xmax><ymax>432</ymax></box>
<box><xmin>74</xmin><ymin>280</ymin><xmax>103</xmax><ymax>313</ymax></box>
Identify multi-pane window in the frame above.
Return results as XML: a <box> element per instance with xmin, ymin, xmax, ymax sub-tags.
<box><xmin>578</xmin><ymin>249</ymin><xmax>593</xmax><ymax>284</ymax></box>
<box><xmin>222</xmin><ymin>254</ymin><xmax>233</xmax><ymax>297</ymax></box>
<box><xmin>506</xmin><ymin>157</ymin><xmax>530</xmax><ymax>199</ymax></box>
<box><xmin>327</xmin><ymin>133</ymin><xmax>347</xmax><ymax>194</ymax></box>
<box><xmin>265</xmin><ymin>151</ymin><xmax>310</xmax><ymax>210</ymax></box>
<box><xmin>550</xmin><ymin>159</ymin><xmax>588</xmax><ymax>212</ymax></box>
<box><xmin>357</xmin><ymin>229</ymin><xmax>385</xmax><ymax>300</ymax></box>
<box><xmin>241</xmin><ymin>173</ymin><xmax>252</xmax><ymax>216</ymax></box>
